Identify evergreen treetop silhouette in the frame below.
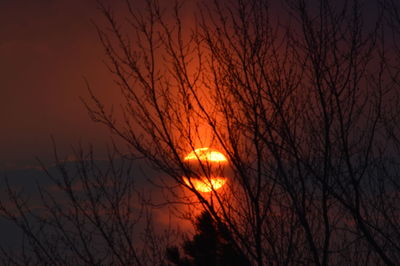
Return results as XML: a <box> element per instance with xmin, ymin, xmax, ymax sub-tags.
<box><xmin>166</xmin><ymin>211</ymin><xmax>250</xmax><ymax>266</ymax></box>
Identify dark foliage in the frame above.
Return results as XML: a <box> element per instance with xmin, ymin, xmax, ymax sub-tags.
<box><xmin>166</xmin><ymin>211</ymin><xmax>250</xmax><ymax>266</ymax></box>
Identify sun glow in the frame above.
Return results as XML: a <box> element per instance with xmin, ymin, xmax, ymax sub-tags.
<box><xmin>184</xmin><ymin>147</ymin><xmax>227</xmax><ymax>162</ymax></box>
<box><xmin>183</xmin><ymin>147</ymin><xmax>228</xmax><ymax>193</ymax></box>
<box><xmin>183</xmin><ymin>176</ymin><xmax>226</xmax><ymax>193</ymax></box>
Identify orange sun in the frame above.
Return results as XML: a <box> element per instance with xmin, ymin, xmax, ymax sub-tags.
<box><xmin>183</xmin><ymin>147</ymin><xmax>228</xmax><ymax>192</ymax></box>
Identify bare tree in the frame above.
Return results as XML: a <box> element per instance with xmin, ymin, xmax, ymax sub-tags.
<box><xmin>1</xmin><ymin>0</ymin><xmax>400</xmax><ymax>265</ymax></box>
<box><xmin>0</xmin><ymin>145</ymin><xmax>178</xmax><ymax>265</ymax></box>
<box><xmin>85</xmin><ymin>0</ymin><xmax>400</xmax><ymax>265</ymax></box>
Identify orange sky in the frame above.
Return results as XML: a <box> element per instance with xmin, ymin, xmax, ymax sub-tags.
<box><xmin>0</xmin><ymin>0</ymin><xmax>379</xmax><ymax>168</ymax></box>
<box><xmin>0</xmin><ymin>0</ymin><xmax>387</xmax><ymax>255</ymax></box>
<box><xmin>0</xmin><ymin>0</ymin><xmax>215</xmax><ymax>243</ymax></box>
<box><xmin>0</xmin><ymin>0</ymin><xmax>213</xmax><ymax>169</ymax></box>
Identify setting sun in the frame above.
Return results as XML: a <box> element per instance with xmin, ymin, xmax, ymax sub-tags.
<box><xmin>184</xmin><ymin>147</ymin><xmax>227</xmax><ymax>162</ymax></box>
<box><xmin>183</xmin><ymin>148</ymin><xmax>228</xmax><ymax>192</ymax></box>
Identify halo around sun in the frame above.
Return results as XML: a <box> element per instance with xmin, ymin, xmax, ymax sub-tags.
<box><xmin>183</xmin><ymin>147</ymin><xmax>228</xmax><ymax>193</ymax></box>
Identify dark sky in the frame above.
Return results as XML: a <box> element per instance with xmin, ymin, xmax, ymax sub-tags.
<box><xmin>0</xmin><ymin>0</ymin><xmax>122</xmax><ymax>169</ymax></box>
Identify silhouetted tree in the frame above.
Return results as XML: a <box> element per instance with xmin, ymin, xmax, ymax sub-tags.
<box><xmin>0</xmin><ymin>146</ymin><xmax>177</xmax><ymax>265</ymax></box>
<box><xmin>84</xmin><ymin>0</ymin><xmax>400</xmax><ymax>264</ymax></box>
<box><xmin>1</xmin><ymin>0</ymin><xmax>400</xmax><ymax>265</ymax></box>
<box><xmin>166</xmin><ymin>211</ymin><xmax>250</xmax><ymax>266</ymax></box>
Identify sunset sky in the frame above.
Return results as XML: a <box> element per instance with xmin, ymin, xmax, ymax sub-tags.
<box><xmin>1</xmin><ymin>0</ymin><xmax>399</xmax><ymax>264</ymax></box>
<box><xmin>0</xmin><ymin>0</ymin><xmax>378</xmax><ymax>170</ymax></box>
<box><xmin>0</xmin><ymin>0</ymin><xmax>123</xmax><ymax>169</ymax></box>
<box><xmin>0</xmin><ymin>0</ymin><xmax>200</xmax><ymax>247</ymax></box>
